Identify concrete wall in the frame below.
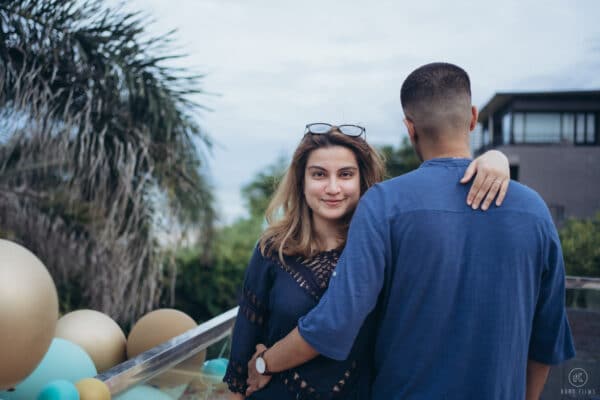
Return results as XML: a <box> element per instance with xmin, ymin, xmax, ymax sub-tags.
<box><xmin>494</xmin><ymin>144</ymin><xmax>600</xmax><ymax>222</ymax></box>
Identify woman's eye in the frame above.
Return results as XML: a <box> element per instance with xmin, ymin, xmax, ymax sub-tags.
<box><xmin>340</xmin><ymin>171</ymin><xmax>354</xmax><ymax>178</ymax></box>
<box><xmin>312</xmin><ymin>171</ymin><xmax>325</xmax><ymax>178</ymax></box>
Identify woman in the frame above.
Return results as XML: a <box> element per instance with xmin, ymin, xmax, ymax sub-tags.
<box><xmin>224</xmin><ymin>123</ymin><xmax>509</xmax><ymax>399</ymax></box>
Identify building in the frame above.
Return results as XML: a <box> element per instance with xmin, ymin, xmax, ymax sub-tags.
<box><xmin>473</xmin><ymin>90</ymin><xmax>600</xmax><ymax>224</ymax></box>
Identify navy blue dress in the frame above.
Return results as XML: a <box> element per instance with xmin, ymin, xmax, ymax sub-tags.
<box><xmin>223</xmin><ymin>246</ymin><xmax>374</xmax><ymax>399</ymax></box>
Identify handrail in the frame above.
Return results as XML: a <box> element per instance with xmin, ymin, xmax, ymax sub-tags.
<box><xmin>566</xmin><ymin>275</ymin><xmax>600</xmax><ymax>289</ymax></box>
<box><xmin>96</xmin><ymin>307</ymin><xmax>238</xmax><ymax>395</ymax></box>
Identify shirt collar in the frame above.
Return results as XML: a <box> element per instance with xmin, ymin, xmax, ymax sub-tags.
<box><xmin>419</xmin><ymin>157</ymin><xmax>472</xmax><ymax>168</ymax></box>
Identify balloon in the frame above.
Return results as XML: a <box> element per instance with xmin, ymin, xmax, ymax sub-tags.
<box><xmin>0</xmin><ymin>239</ymin><xmax>59</xmax><ymax>389</ymax></box>
<box><xmin>75</xmin><ymin>378</ymin><xmax>111</xmax><ymax>400</ymax></box>
<box><xmin>202</xmin><ymin>358</ymin><xmax>229</xmax><ymax>377</ymax></box>
<box><xmin>113</xmin><ymin>385</ymin><xmax>171</xmax><ymax>400</ymax></box>
<box><xmin>37</xmin><ymin>380</ymin><xmax>79</xmax><ymax>400</ymax></box>
<box><xmin>127</xmin><ymin>309</ymin><xmax>204</xmax><ymax>389</ymax></box>
<box><xmin>126</xmin><ymin>309</ymin><xmax>197</xmax><ymax>358</ymax></box>
<box><xmin>0</xmin><ymin>338</ymin><xmax>97</xmax><ymax>400</ymax></box>
<box><xmin>56</xmin><ymin>310</ymin><xmax>126</xmax><ymax>372</ymax></box>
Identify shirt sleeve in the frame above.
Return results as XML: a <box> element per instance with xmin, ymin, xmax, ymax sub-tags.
<box><xmin>298</xmin><ymin>185</ymin><xmax>389</xmax><ymax>361</ymax></box>
<box><xmin>528</xmin><ymin>220</ymin><xmax>576</xmax><ymax>364</ymax></box>
<box><xmin>223</xmin><ymin>246</ymin><xmax>272</xmax><ymax>393</ymax></box>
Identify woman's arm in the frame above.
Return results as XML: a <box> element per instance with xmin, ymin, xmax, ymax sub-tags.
<box><xmin>461</xmin><ymin>150</ymin><xmax>510</xmax><ymax>210</ymax></box>
<box><xmin>227</xmin><ymin>392</ymin><xmax>245</xmax><ymax>400</ymax></box>
<box><xmin>223</xmin><ymin>247</ymin><xmax>272</xmax><ymax>396</ymax></box>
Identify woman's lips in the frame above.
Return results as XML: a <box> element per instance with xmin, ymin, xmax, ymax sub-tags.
<box><xmin>323</xmin><ymin>199</ymin><xmax>343</xmax><ymax>206</ymax></box>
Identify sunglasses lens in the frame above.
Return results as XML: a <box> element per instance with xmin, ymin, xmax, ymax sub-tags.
<box><xmin>307</xmin><ymin>123</ymin><xmax>332</xmax><ymax>134</ymax></box>
<box><xmin>338</xmin><ymin>125</ymin><xmax>364</xmax><ymax>136</ymax></box>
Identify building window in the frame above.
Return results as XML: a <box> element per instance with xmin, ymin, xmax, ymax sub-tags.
<box><xmin>509</xmin><ymin>111</ymin><xmax>596</xmax><ymax>145</ymax></box>
<box><xmin>502</xmin><ymin>113</ymin><xmax>511</xmax><ymax>145</ymax></box>
<box><xmin>587</xmin><ymin>113</ymin><xmax>596</xmax><ymax>144</ymax></box>
<box><xmin>576</xmin><ymin>113</ymin><xmax>586</xmax><ymax>143</ymax></box>
<box><xmin>561</xmin><ymin>113</ymin><xmax>574</xmax><ymax>143</ymax></box>
<box><xmin>524</xmin><ymin>113</ymin><xmax>561</xmax><ymax>143</ymax></box>
<box><xmin>514</xmin><ymin>113</ymin><xmax>525</xmax><ymax>143</ymax></box>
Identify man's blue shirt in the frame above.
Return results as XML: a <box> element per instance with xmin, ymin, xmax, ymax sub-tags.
<box><xmin>298</xmin><ymin>158</ymin><xmax>575</xmax><ymax>399</ymax></box>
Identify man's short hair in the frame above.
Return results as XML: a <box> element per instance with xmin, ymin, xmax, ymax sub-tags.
<box><xmin>400</xmin><ymin>62</ymin><xmax>472</xmax><ymax>138</ymax></box>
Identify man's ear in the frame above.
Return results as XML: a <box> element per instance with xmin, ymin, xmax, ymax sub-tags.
<box><xmin>404</xmin><ymin>118</ymin><xmax>417</xmax><ymax>143</ymax></box>
<box><xmin>469</xmin><ymin>106</ymin><xmax>479</xmax><ymax>132</ymax></box>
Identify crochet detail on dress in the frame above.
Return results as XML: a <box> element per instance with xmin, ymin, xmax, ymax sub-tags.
<box><xmin>223</xmin><ymin>359</ymin><xmax>248</xmax><ymax>394</ymax></box>
<box><xmin>240</xmin><ymin>287</ymin><xmax>267</xmax><ymax>326</ymax></box>
<box><xmin>300</xmin><ymin>250</ymin><xmax>340</xmax><ymax>290</ymax></box>
<box><xmin>279</xmin><ymin>360</ymin><xmax>357</xmax><ymax>399</ymax></box>
<box><xmin>274</xmin><ymin>250</ymin><xmax>339</xmax><ymax>301</ymax></box>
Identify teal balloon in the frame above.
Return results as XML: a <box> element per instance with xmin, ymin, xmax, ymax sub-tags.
<box><xmin>37</xmin><ymin>380</ymin><xmax>79</xmax><ymax>400</ymax></box>
<box><xmin>0</xmin><ymin>338</ymin><xmax>96</xmax><ymax>399</ymax></box>
<box><xmin>201</xmin><ymin>358</ymin><xmax>228</xmax><ymax>377</ymax></box>
<box><xmin>114</xmin><ymin>385</ymin><xmax>172</xmax><ymax>400</ymax></box>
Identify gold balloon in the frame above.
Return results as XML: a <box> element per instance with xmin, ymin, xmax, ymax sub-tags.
<box><xmin>0</xmin><ymin>239</ymin><xmax>58</xmax><ymax>390</ymax></box>
<box><xmin>126</xmin><ymin>309</ymin><xmax>197</xmax><ymax>358</ymax></box>
<box><xmin>55</xmin><ymin>309</ymin><xmax>127</xmax><ymax>373</ymax></box>
<box><xmin>127</xmin><ymin>309</ymin><xmax>204</xmax><ymax>388</ymax></box>
<box><xmin>75</xmin><ymin>378</ymin><xmax>111</xmax><ymax>400</ymax></box>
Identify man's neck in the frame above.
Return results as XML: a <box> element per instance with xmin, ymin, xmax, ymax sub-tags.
<box><xmin>418</xmin><ymin>142</ymin><xmax>471</xmax><ymax>161</ymax></box>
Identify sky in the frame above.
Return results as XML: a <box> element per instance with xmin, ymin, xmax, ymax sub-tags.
<box><xmin>124</xmin><ymin>0</ymin><xmax>600</xmax><ymax>224</ymax></box>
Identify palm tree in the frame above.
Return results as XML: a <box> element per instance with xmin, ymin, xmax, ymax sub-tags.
<box><xmin>0</xmin><ymin>0</ymin><xmax>215</xmax><ymax>324</ymax></box>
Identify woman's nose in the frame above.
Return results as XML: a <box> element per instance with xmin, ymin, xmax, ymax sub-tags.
<box><xmin>325</xmin><ymin>177</ymin><xmax>340</xmax><ymax>194</ymax></box>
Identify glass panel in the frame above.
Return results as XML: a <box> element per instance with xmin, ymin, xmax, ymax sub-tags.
<box><xmin>513</xmin><ymin>113</ymin><xmax>525</xmax><ymax>143</ymax></box>
<box><xmin>587</xmin><ymin>113</ymin><xmax>596</xmax><ymax>143</ymax></box>
<box><xmin>112</xmin><ymin>337</ymin><xmax>232</xmax><ymax>399</ymax></box>
<box><xmin>576</xmin><ymin>113</ymin><xmax>586</xmax><ymax>143</ymax></box>
<box><xmin>502</xmin><ymin>113</ymin><xmax>511</xmax><ymax>144</ymax></box>
<box><xmin>523</xmin><ymin>113</ymin><xmax>561</xmax><ymax>143</ymax></box>
<box><xmin>562</xmin><ymin>113</ymin><xmax>574</xmax><ymax>143</ymax></box>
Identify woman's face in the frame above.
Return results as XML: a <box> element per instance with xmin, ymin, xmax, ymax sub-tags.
<box><xmin>304</xmin><ymin>145</ymin><xmax>361</xmax><ymax>226</ymax></box>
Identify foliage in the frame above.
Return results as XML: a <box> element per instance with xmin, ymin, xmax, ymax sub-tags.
<box><xmin>241</xmin><ymin>156</ymin><xmax>286</xmax><ymax>218</ymax></box>
<box><xmin>560</xmin><ymin>212</ymin><xmax>600</xmax><ymax>278</ymax></box>
<box><xmin>0</xmin><ymin>0</ymin><xmax>214</xmax><ymax>324</ymax></box>
<box><xmin>378</xmin><ymin>136</ymin><xmax>420</xmax><ymax>179</ymax></box>
<box><xmin>173</xmin><ymin>159</ymin><xmax>286</xmax><ymax>321</ymax></box>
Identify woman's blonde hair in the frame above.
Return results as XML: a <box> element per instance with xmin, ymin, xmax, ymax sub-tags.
<box><xmin>259</xmin><ymin>131</ymin><xmax>385</xmax><ymax>263</ymax></box>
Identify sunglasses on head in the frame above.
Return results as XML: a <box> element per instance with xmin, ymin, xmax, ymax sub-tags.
<box><xmin>304</xmin><ymin>123</ymin><xmax>366</xmax><ymax>138</ymax></box>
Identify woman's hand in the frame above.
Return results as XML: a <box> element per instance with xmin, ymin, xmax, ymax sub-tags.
<box><xmin>461</xmin><ymin>150</ymin><xmax>510</xmax><ymax>210</ymax></box>
<box><xmin>246</xmin><ymin>344</ymin><xmax>272</xmax><ymax>396</ymax></box>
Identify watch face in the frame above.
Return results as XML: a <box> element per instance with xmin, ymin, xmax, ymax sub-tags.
<box><xmin>256</xmin><ymin>357</ymin><xmax>266</xmax><ymax>374</ymax></box>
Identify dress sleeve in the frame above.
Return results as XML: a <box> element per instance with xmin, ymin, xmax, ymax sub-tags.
<box><xmin>223</xmin><ymin>245</ymin><xmax>272</xmax><ymax>394</ymax></box>
<box><xmin>528</xmin><ymin>221</ymin><xmax>576</xmax><ymax>364</ymax></box>
<box><xmin>298</xmin><ymin>185</ymin><xmax>389</xmax><ymax>361</ymax></box>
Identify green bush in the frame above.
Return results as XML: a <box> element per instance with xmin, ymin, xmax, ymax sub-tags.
<box><xmin>559</xmin><ymin>212</ymin><xmax>600</xmax><ymax>278</ymax></box>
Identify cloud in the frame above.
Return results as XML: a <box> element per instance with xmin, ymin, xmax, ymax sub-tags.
<box><xmin>121</xmin><ymin>0</ymin><xmax>600</xmax><ymax>223</ymax></box>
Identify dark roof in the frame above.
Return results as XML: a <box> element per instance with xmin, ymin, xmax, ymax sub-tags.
<box><xmin>478</xmin><ymin>90</ymin><xmax>600</xmax><ymax>125</ymax></box>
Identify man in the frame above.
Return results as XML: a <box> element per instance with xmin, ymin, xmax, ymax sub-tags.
<box><xmin>246</xmin><ymin>62</ymin><xmax>575</xmax><ymax>399</ymax></box>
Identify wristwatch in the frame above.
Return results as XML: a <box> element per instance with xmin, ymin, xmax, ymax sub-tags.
<box><xmin>255</xmin><ymin>349</ymin><xmax>272</xmax><ymax>375</ymax></box>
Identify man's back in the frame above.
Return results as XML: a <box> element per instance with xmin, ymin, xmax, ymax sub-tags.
<box><xmin>368</xmin><ymin>158</ymin><xmax>574</xmax><ymax>398</ymax></box>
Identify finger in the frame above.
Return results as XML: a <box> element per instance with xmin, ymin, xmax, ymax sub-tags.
<box><xmin>466</xmin><ymin>169</ymin><xmax>486</xmax><ymax>206</ymax></box>
<box><xmin>481</xmin><ymin>179</ymin><xmax>502</xmax><ymax>211</ymax></box>
<box><xmin>495</xmin><ymin>179</ymin><xmax>509</xmax><ymax>206</ymax></box>
<box><xmin>471</xmin><ymin>175</ymin><xmax>496</xmax><ymax>209</ymax></box>
<box><xmin>460</xmin><ymin>159</ymin><xmax>478</xmax><ymax>184</ymax></box>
